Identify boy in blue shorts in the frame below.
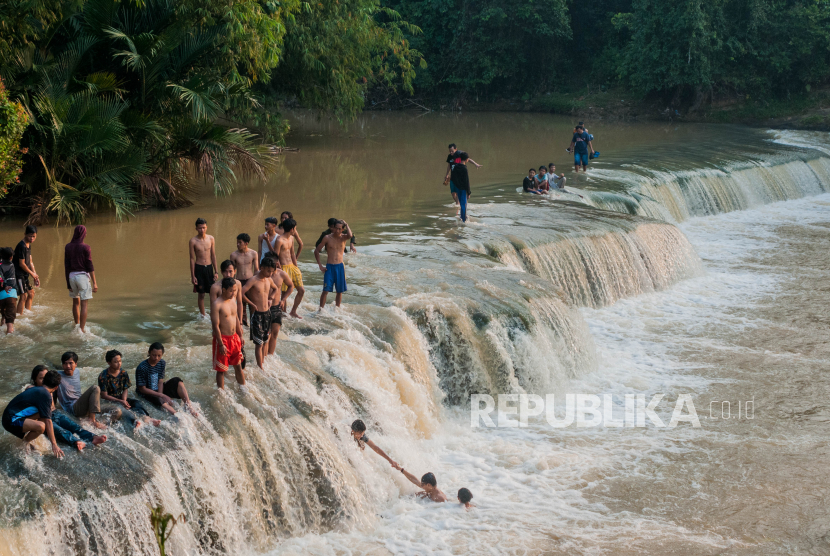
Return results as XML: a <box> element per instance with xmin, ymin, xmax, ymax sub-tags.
<box><xmin>314</xmin><ymin>220</ymin><xmax>353</xmax><ymax>309</ymax></box>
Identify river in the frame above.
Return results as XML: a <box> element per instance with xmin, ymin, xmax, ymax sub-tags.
<box><xmin>0</xmin><ymin>113</ymin><xmax>829</xmax><ymax>555</ymax></box>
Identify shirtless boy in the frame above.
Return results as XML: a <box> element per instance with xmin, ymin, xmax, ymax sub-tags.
<box><xmin>241</xmin><ymin>258</ymin><xmax>276</xmax><ymax>368</ymax></box>
<box><xmin>262</xmin><ymin>254</ymin><xmax>294</xmax><ymax>357</ymax></box>
<box><xmin>230</xmin><ymin>233</ymin><xmax>258</xmax><ymax>325</ymax></box>
<box><xmin>257</xmin><ymin>217</ymin><xmax>279</xmax><ymax>263</ymax></box>
<box><xmin>393</xmin><ymin>465</ymin><xmax>448</xmax><ymax>503</ymax></box>
<box><xmin>189</xmin><ymin>218</ymin><xmax>218</xmax><ymax>316</ymax></box>
<box><xmin>211</xmin><ymin>277</ymin><xmax>246</xmax><ymax>390</ymax></box>
<box><xmin>210</xmin><ymin>260</ymin><xmax>243</xmax><ymax>322</ymax></box>
<box><xmin>278</xmin><ymin>211</ymin><xmax>304</xmax><ymax>263</ymax></box>
<box><xmin>314</xmin><ymin>220</ymin><xmax>352</xmax><ymax>309</ymax></box>
<box><xmin>275</xmin><ymin>218</ymin><xmax>305</xmax><ymax>319</ymax></box>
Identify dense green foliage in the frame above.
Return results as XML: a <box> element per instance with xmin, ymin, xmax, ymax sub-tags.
<box><xmin>0</xmin><ymin>78</ymin><xmax>29</xmax><ymax>198</ymax></box>
<box><xmin>386</xmin><ymin>0</ymin><xmax>830</xmax><ymax>103</ymax></box>
<box><xmin>0</xmin><ymin>0</ymin><xmax>422</xmax><ymax>222</ymax></box>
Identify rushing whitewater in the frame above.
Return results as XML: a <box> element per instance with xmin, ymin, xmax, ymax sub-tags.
<box><xmin>1</xmin><ymin>121</ymin><xmax>830</xmax><ymax>555</ymax></box>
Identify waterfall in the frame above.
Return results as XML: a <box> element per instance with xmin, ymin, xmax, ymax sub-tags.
<box><xmin>582</xmin><ymin>154</ymin><xmax>830</xmax><ymax>222</ymax></box>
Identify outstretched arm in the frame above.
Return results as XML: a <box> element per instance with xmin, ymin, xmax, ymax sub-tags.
<box><xmin>468</xmin><ymin>158</ymin><xmax>482</xmax><ymax>168</ymax></box>
<box><xmin>398</xmin><ymin>467</ymin><xmax>423</xmax><ymax>488</ymax></box>
<box><xmin>365</xmin><ymin>438</ymin><xmax>397</xmax><ymax>467</ymax></box>
<box><xmin>342</xmin><ymin>221</ymin><xmax>353</xmax><ymax>240</ymax></box>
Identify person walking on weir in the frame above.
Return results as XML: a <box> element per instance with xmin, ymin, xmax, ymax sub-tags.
<box><xmin>64</xmin><ymin>225</ymin><xmax>98</xmax><ymax>333</ymax></box>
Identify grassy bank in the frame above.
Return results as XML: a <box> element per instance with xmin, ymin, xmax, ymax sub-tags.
<box><xmin>375</xmin><ymin>87</ymin><xmax>830</xmax><ymax>131</ymax></box>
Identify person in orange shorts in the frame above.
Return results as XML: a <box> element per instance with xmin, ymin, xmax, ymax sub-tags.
<box><xmin>211</xmin><ymin>277</ymin><xmax>246</xmax><ymax>392</ymax></box>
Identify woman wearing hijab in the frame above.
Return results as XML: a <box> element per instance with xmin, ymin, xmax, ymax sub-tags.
<box><xmin>65</xmin><ymin>225</ymin><xmax>98</xmax><ymax>333</ymax></box>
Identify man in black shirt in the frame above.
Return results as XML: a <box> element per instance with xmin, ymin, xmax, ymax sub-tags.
<box><xmin>522</xmin><ymin>168</ymin><xmax>542</xmax><ymax>195</ymax></box>
<box><xmin>316</xmin><ymin>218</ymin><xmax>356</xmax><ymax>253</ymax></box>
<box><xmin>13</xmin><ymin>225</ymin><xmax>39</xmax><ymax>315</ymax></box>
<box><xmin>451</xmin><ymin>152</ymin><xmax>472</xmax><ymax>222</ymax></box>
<box><xmin>444</xmin><ymin>143</ymin><xmax>482</xmax><ymax>207</ymax></box>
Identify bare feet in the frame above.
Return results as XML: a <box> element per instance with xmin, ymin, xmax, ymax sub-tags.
<box><xmin>92</xmin><ymin>435</ymin><xmax>107</xmax><ymax>445</ymax></box>
<box><xmin>289</xmin><ymin>311</ymin><xmax>302</xmax><ymax>320</ymax></box>
<box><xmin>92</xmin><ymin>420</ymin><xmax>107</xmax><ymax>430</ymax></box>
<box><xmin>75</xmin><ymin>441</ymin><xmax>86</xmax><ymax>451</ymax></box>
<box><xmin>134</xmin><ymin>420</ymin><xmax>143</xmax><ymax>429</ymax></box>
<box><xmin>187</xmin><ymin>405</ymin><xmax>199</xmax><ymax>417</ymax></box>
<box><xmin>151</xmin><ymin>419</ymin><xmax>161</xmax><ymax>427</ymax></box>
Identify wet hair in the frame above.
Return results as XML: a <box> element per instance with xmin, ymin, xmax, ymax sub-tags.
<box><xmin>237</xmin><ymin>233</ymin><xmax>251</xmax><ymax>244</ymax></box>
<box><xmin>220</xmin><ymin>259</ymin><xmax>235</xmax><ymax>273</ymax></box>
<box><xmin>260</xmin><ymin>257</ymin><xmax>277</xmax><ymax>270</ymax></box>
<box><xmin>61</xmin><ymin>351</ymin><xmax>78</xmax><ymax>364</ymax></box>
<box><xmin>548</xmin><ymin>163</ymin><xmax>555</xmax><ymax>167</ymax></box>
<box><xmin>327</xmin><ymin>218</ymin><xmax>339</xmax><ymax>227</ymax></box>
<box><xmin>529</xmin><ymin>168</ymin><xmax>536</xmax><ymax>173</ymax></box>
<box><xmin>458</xmin><ymin>488</ymin><xmax>473</xmax><ymax>504</ymax></box>
<box><xmin>333</xmin><ymin>220</ymin><xmax>344</xmax><ymax>230</ymax></box>
<box><xmin>448</xmin><ymin>143</ymin><xmax>456</xmax><ymax>149</ymax></box>
<box><xmin>43</xmin><ymin>370</ymin><xmax>62</xmax><ymax>389</ymax></box>
<box><xmin>105</xmin><ymin>349</ymin><xmax>122</xmax><ymax>363</ymax></box>
<box><xmin>221</xmin><ymin>277</ymin><xmax>236</xmax><ymax>290</ymax></box>
<box><xmin>25</xmin><ymin>225</ymin><xmax>37</xmax><ymax>235</ymax></box>
<box><xmin>351</xmin><ymin>419</ymin><xmax>366</xmax><ymax>433</ymax></box>
<box><xmin>421</xmin><ymin>472</ymin><xmax>437</xmax><ymax>487</ymax></box>
<box><xmin>576</xmin><ymin>125</ymin><xmax>584</xmax><ymax>131</ymax></box>
<box><xmin>30</xmin><ymin>364</ymin><xmax>49</xmax><ymax>385</ymax></box>
<box><xmin>0</xmin><ymin>247</ymin><xmax>12</xmax><ymax>260</ymax></box>
<box><xmin>539</xmin><ymin>166</ymin><xmax>546</xmax><ymax>171</ymax></box>
<box><xmin>459</xmin><ymin>152</ymin><xmax>469</xmax><ymax>161</ymax></box>
<box><xmin>149</xmin><ymin>342</ymin><xmax>164</xmax><ymax>354</ymax></box>
<box><xmin>280</xmin><ymin>211</ymin><xmax>293</xmax><ymax>221</ymax></box>
<box><xmin>265</xmin><ymin>216</ymin><xmax>278</xmax><ymax>225</ymax></box>
<box><xmin>281</xmin><ymin>218</ymin><xmax>297</xmax><ymax>233</ymax></box>
<box><xmin>195</xmin><ymin>218</ymin><xmax>207</xmax><ymax>227</ymax></box>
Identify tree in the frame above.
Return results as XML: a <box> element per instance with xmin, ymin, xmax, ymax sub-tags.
<box><xmin>0</xmin><ymin>77</ymin><xmax>28</xmax><ymax>200</ymax></box>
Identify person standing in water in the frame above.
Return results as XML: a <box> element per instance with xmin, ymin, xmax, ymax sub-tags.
<box><xmin>316</xmin><ymin>218</ymin><xmax>357</xmax><ymax>254</ymax></box>
<box><xmin>568</xmin><ymin>124</ymin><xmax>594</xmax><ymax>173</ymax></box>
<box><xmin>258</xmin><ymin>217</ymin><xmax>280</xmax><ymax>263</ymax></box>
<box><xmin>263</xmin><ymin>254</ymin><xmax>294</xmax><ymax>357</ymax></box>
<box><xmin>349</xmin><ymin>419</ymin><xmax>398</xmax><ymax>468</ymax></box>
<box><xmin>64</xmin><ymin>225</ymin><xmax>98</xmax><ymax>333</ymax></box>
<box><xmin>444</xmin><ymin>144</ymin><xmax>482</xmax><ymax>208</ymax></box>
<box><xmin>278</xmin><ymin>211</ymin><xmax>304</xmax><ymax>264</ymax></box>
<box><xmin>230</xmin><ymin>233</ymin><xmax>258</xmax><ymax>326</ymax></box>
<box><xmin>210</xmin><ymin>260</ymin><xmax>244</xmax><ymax>322</ymax></box>
<box><xmin>211</xmin><ymin>277</ymin><xmax>246</xmax><ymax>390</ymax></box>
<box><xmin>451</xmin><ymin>152</ymin><xmax>472</xmax><ymax>222</ymax></box>
<box><xmin>241</xmin><ymin>258</ymin><xmax>276</xmax><ymax>368</ymax></box>
<box><xmin>13</xmin><ymin>225</ymin><xmax>39</xmax><ymax>316</ymax></box>
<box><xmin>189</xmin><ymin>218</ymin><xmax>218</xmax><ymax>316</ymax></box>
<box><xmin>0</xmin><ymin>247</ymin><xmax>18</xmax><ymax>334</ymax></box>
<box><xmin>275</xmin><ymin>218</ymin><xmax>305</xmax><ymax>319</ymax></box>
<box><xmin>314</xmin><ymin>220</ymin><xmax>352</xmax><ymax>310</ymax></box>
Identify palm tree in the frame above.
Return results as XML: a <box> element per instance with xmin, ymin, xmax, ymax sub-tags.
<box><xmin>5</xmin><ymin>0</ymin><xmax>278</xmax><ymax>224</ymax></box>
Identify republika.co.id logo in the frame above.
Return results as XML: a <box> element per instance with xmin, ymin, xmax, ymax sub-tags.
<box><xmin>470</xmin><ymin>394</ymin><xmax>754</xmax><ymax>428</ymax></box>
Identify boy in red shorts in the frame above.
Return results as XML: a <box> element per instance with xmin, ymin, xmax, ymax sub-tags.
<box><xmin>211</xmin><ymin>277</ymin><xmax>246</xmax><ymax>392</ymax></box>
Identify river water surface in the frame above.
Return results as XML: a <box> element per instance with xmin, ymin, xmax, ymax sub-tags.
<box><xmin>0</xmin><ymin>113</ymin><xmax>829</xmax><ymax>555</ymax></box>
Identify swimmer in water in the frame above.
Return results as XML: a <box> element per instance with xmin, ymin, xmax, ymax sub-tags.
<box><xmin>393</xmin><ymin>465</ymin><xmax>448</xmax><ymax>502</ymax></box>
<box><xmin>457</xmin><ymin>488</ymin><xmax>474</xmax><ymax>509</ymax></box>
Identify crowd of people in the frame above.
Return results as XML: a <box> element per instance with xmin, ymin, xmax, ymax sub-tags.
<box><xmin>1</xmin><ymin>212</ymin><xmax>476</xmax><ymax>509</ymax></box>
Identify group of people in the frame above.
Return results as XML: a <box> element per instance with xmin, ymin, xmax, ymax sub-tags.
<box><xmin>186</xmin><ymin>214</ymin><xmax>356</xmax><ymax>388</ymax></box>
<box><xmin>1</xmin><ymin>161</ymin><xmax>486</xmax><ymax>512</ymax></box>
<box><xmin>350</xmin><ymin>419</ymin><xmax>475</xmax><ymax>509</ymax></box>
<box><xmin>1</xmin><ymin>343</ymin><xmax>195</xmax><ymax>457</ymax></box>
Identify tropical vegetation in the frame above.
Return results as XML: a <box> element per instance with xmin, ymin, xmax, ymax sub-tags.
<box><xmin>0</xmin><ymin>0</ymin><xmax>423</xmax><ymax>223</ymax></box>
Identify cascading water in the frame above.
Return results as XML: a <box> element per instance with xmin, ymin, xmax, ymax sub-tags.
<box><xmin>2</xmin><ymin>124</ymin><xmax>830</xmax><ymax>555</ymax></box>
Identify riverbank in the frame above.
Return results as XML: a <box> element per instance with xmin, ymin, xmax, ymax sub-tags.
<box><xmin>365</xmin><ymin>86</ymin><xmax>830</xmax><ymax>131</ymax></box>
